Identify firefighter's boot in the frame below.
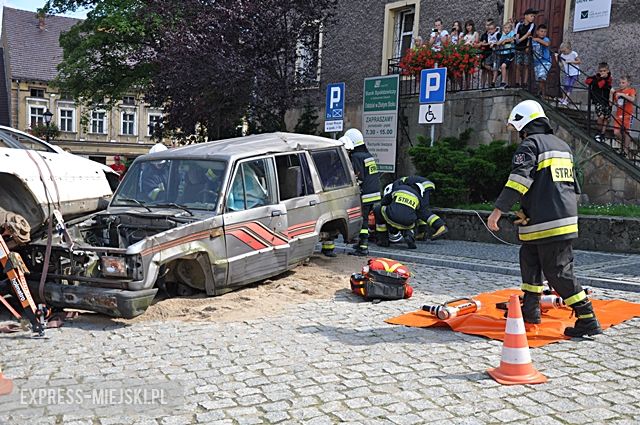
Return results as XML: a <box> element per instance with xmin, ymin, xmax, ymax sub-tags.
<box><xmin>402</xmin><ymin>230</ymin><xmax>417</xmax><ymax>249</ymax></box>
<box><xmin>321</xmin><ymin>241</ymin><xmax>337</xmax><ymax>258</ymax></box>
<box><xmin>522</xmin><ymin>292</ymin><xmax>541</xmax><ymax>324</ymax></box>
<box><xmin>376</xmin><ymin>231</ymin><xmax>389</xmax><ymax>247</ymax></box>
<box><xmin>564</xmin><ymin>300</ymin><xmax>602</xmax><ymax>337</ymax></box>
<box><xmin>351</xmin><ymin>236</ymin><xmax>369</xmax><ymax>256</ymax></box>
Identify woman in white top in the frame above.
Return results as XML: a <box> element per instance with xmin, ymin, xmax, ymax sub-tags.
<box><xmin>463</xmin><ymin>19</ymin><xmax>479</xmax><ymax>45</ymax></box>
<box><xmin>450</xmin><ymin>21</ymin><xmax>463</xmax><ymax>45</ymax></box>
<box><xmin>462</xmin><ymin>20</ymin><xmax>479</xmax><ymax>89</ymax></box>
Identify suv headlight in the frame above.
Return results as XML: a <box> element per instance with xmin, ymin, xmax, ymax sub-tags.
<box><xmin>101</xmin><ymin>256</ymin><xmax>127</xmax><ymax>277</ymax></box>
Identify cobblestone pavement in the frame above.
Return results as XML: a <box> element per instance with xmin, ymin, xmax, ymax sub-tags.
<box><xmin>349</xmin><ymin>240</ymin><xmax>640</xmax><ymax>286</ymax></box>
<box><xmin>1</xmin><ymin>262</ymin><xmax>640</xmax><ymax>424</ymax></box>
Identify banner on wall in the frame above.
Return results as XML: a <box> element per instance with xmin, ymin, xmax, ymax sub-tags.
<box><xmin>573</xmin><ymin>0</ymin><xmax>612</xmax><ymax>32</ymax></box>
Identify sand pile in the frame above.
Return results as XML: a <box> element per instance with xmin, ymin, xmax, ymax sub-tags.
<box><xmin>121</xmin><ymin>254</ymin><xmax>365</xmax><ymax>324</ymax></box>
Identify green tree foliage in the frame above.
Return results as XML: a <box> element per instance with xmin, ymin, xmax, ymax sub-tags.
<box><xmin>409</xmin><ymin>130</ymin><xmax>517</xmax><ymax>206</ymax></box>
<box><xmin>294</xmin><ymin>100</ymin><xmax>319</xmax><ymax>135</ymax></box>
<box><xmin>44</xmin><ymin>0</ymin><xmax>337</xmax><ymax>141</ymax></box>
<box><xmin>31</xmin><ymin>123</ymin><xmax>60</xmax><ymax>141</ymax></box>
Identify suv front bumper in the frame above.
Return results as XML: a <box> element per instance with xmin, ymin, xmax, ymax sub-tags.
<box><xmin>29</xmin><ymin>281</ymin><xmax>157</xmax><ymax>319</ymax></box>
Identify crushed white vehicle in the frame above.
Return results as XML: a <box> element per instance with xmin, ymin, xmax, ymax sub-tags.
<box><xmin>0</xmin><ymin>126</ymin><xmax>119</xmax><ymax>239</ymax></box>
<box><xmin>23</xmin><ymin>133</ymin><xmax>363</xmax><ymax>318</ymax></box>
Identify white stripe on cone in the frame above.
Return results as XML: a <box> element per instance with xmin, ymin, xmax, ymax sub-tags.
<box><xmin>500</xmin><ymin>346</ymin><xmax>532</xmax><ymax>364</ymax></box>
<box><xmin>506</xmin><ymin>318</ymin><xmax>526</xmax><ymax>335</ymax></box>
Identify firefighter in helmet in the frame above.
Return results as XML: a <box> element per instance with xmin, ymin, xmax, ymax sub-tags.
<box><xmin>340</xmin><ymin>128</ymin><xmax>381</xmax><ymax>256</ymax></box>
<box><xmin>488</xmin><ymin>99</ymin><xmax>601</xmax><ymax>337</ymax></box>
<box><xmin>374</xmin><ymin>175</ymin><xmax>447</xmax><ymax>249</ymax></box>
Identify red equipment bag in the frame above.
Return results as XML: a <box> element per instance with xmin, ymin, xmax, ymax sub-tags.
<box><xmin>350</xmin><ymin>258</ymin><xmax>413</xmax><ymax>301</ymax></box>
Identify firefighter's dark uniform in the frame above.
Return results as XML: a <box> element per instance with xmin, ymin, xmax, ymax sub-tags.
<box><xmin>394</xmin><ymin>176</ymin><xmax>447</xmax><ymax>240</ymax></box>
<box><xmin>350</xmin><ymin>145</ymin><xmax>381</xmax><ymax>255</ymax></box>
<box><xmin>374</xmin><ymin>177</ymin><xmax>445</xmax><ymax>249</ymax></box>
<box><xmin>495</xmin><ymin>120</ymin><xmax>601</xmax><ymax>337</ymax></box>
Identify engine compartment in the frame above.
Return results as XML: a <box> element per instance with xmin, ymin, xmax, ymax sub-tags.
<box><xmin>73</xmin><ymin>211</ymin><xmax>189</xmax><ymax>248</ymax></box>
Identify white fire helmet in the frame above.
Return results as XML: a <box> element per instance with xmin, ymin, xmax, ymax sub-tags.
<box><xmin>507</xmin><ymin>100</ymin><xmax>547</xmax><ymax>132</ymax></box>
<box><xmin>149</xmin><ymin>142</ymin><xmax>168</xmax><ymax>154</ymax></box>
<box><xmin>344</xmin><ymin>128</ymin><xmax>365</xmax><ymax>148</ymax></box>
<box><xmin>338</xmin><ymin>135</ymin><xmax>354</xmax><ymax>151</ymax></box>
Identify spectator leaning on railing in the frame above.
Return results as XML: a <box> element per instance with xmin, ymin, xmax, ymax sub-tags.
<box><xmin>496</xmin><ymin>21</ymin><xmax>516</xmax><ymax>88</ymax></box>
<box><xmin>531</xmin><ymin>24</ymin><xmax>551</xmax><ymax>97</ymax></box>
<box><xmin>585</xmin><ymin>62</ymin><xmax>613</xmax><ymax>142</ymax></box>
<box><xmin>514</xmin><ymin>8</ymin><xmax>537</xmax><ymax>88</ymax></box>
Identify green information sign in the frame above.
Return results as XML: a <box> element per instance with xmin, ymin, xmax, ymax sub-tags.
<box><xmin>363</xmin><ymin>77</ymin><xmax>399</xmax><ymax>112</ymax></box>
<box><xmin>362</xmin><ymin>75</ymin><xmax>399</xmax><ymax>172</ymax></box>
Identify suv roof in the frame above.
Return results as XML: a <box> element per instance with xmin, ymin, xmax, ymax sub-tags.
<box><xmin>145</xmin><ymin>132</ymin><xmax>343</xmax><ymax>162</ymax></box>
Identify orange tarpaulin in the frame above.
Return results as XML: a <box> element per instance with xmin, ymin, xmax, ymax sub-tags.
<box><xmin>385</xmin><ymin>288</ymin><xmax>640</xmax><ymax>347</ymax></box>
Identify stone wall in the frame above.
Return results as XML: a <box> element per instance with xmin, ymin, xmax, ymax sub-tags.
<box><xmin>434</xmin><ymin>208</ymin><xmax>640</xmax><ymax>253</ymax></box>
<box><xmin>563</xmin><ymin>0</ymin><xmax>640</xmax><ymax>85</ymax></box>
<box><xmin>287</xmin><ymin>89</ymin><xmax>640</xmax><ymax>204</ymax></box>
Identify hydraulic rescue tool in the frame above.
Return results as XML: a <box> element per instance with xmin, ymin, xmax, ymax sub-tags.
<box><xmin>495</xmin><ymin>287</ymin><xmax>593</xmax><ymax>312</ymax></box>
<box><xmin>422</xmin><ymin>297</ymin><xmax>482</xmax><ymax>320</ymax></box>
<box><xmin>0</xmin><ymin>219</ymin><xmax>47</xmax><ymax>336</ymax></box>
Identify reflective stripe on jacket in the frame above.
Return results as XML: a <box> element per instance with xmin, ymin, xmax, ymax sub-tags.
<box><xmin>350</xmin><ymin>149</ymin><xmax>381</xmax><ymax>204</ymax></box>
<box><xmin>495</xmin><ymin>133</ymin><xmax>579</xmax><ymax>244</ymax></box>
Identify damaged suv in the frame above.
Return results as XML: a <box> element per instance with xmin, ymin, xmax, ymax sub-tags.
<box><xmin>24</xmin><ymin>133</ymin><xmax>362</xmax><ymax>318</ymax></box>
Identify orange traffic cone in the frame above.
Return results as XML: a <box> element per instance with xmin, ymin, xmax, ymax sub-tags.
<box><xmin>0</xmin><ymin>367</ymin><xmax>13</xmax><ymax>396</ymax></box>
<box><xmin>487</xmin><ymin>294</ymin><xmax>547</xmax><ymax>385</ymax></box>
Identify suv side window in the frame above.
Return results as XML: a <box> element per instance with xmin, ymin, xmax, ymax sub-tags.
<box><xmin>310</xmin><ymin>148</ymin><xmax>350</xmax><ymax>190</ymax></box>
<box><xmin>226</xmin><ymin>158</ymin><xmax>274</xmax><ymax>212</ymax></box>
<box><xmin>275</xmin><ymin>153</ymin><xmax>314</xmax><ymax>200</ymax></box>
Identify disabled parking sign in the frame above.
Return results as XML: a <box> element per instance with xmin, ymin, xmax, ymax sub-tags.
<box><xmin>419</xmin><ymin>68</ymin><xmax>447</xmax><ymax>104</ymax></box>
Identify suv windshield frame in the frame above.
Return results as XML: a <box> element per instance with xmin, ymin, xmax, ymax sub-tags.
<box><xmin>111</xmin><ymin>158</ymin><xmax>228</xmax><ymax>213</ymax></box>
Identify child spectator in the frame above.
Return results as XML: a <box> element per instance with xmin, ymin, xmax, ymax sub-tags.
<box><xmin>514</xmin><ymin>8</ymin><xmax>537</xmax><ymax>87</ymax></box>
<box><xmin>429</xmin><ymin>18</ymin><xmax>449</xmax><ymax>51</ymax></box>
<box><xmin>531</xmin><ymin>24</ymin><xmax>551</xmax><ymax>97</ymax></box>
<box><xmin>585</xmin><ymin>62</ymin><xmax>613</xmax><ymax>142</ymax></box>
<box><xmin>612</xmin><ymin>76</ymin><xmax>637</xmax><ymax>157</ymax></box>
<box><xmin>450</xmin><ymin>20</ymin><xmax>462</xmax><ymax>44</ymax></box>
<box><xmin>480</xmin><ymin>21</ymin><xmax>501</xmax><ymax>88</ymax></box>
<box><xmin>557</xmin><ymin>42</ymin><xmax>581</xmax><ymax>105</ymax></box>
<box><xmin>496</xmin><ymin>21</ymin><xmax>516</xmax><ymax>87</ymax></box>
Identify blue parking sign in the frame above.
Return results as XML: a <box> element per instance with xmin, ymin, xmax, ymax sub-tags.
<box><xmin>326</xmin><ymin>83</ymin><xmax>345</xmax><ymax>119</ymax></box>
<box><xmin>419</xmin><ymin>68</ymin><xmax>447</xmax><ymax>103</ymax></box>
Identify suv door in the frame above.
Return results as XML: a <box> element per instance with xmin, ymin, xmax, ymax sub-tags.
<box><xmin>222</xmin><ymin>157</ymin><xmax>289</xmax><ymax>287</ymax></box>
<box><xmin>274</xmin><ymin>152</ymin><xmax>319</xmax><ymax>264</ymax></box>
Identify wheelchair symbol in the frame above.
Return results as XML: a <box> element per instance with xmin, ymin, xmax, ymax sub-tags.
<box><xmin>424</xmin><ymin>105</ymin><xmax>436</xmax><ymax>123</ymax></box>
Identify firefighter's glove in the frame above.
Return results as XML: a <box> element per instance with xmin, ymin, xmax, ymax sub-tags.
<box><xmin>513</xmin><ymin>210</ymin><xmax>530</xmax><ymax>226</ymax></box>
<box><xmin>149</xmin><ymin>182</ymin><xmax>165</xmax><ymax>201</ymax></box>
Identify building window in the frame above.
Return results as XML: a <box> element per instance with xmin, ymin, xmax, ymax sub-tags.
<box><xmin>59</xmin><ymin>92</ymin><xmax>74</xmax><ymax>101</ymax></box>
<box><xmin>91</xmin><ymin>111</ymin><xmax>107</xmax><ymax>134</ymax></box>
<box><xmin>122</xmin><ymin>96</ymin><xmax>136</xmax><ymax>105</ymax></box>
<box><xmin>393</xmin><ymin>8</ymin><xmax>415</xmax><ymax>59</ymax></box>
<box><xmin>381</xmin><ymin>1</ymin><xmax>419</xmax><ymax>74</ymax></box>
<box><xmin>29</xmin><ymin>106</ymin><xmax>45</xmax><ymax>127</ymax></box>
<box><xmin>147</xmin><ymin>114</ymin><xmax>162</xmax><ymax>136</ymax></box>
<box><xmin>121</xmin><ymin>112</ymin><xmax>135</xmax><ymax>135</ymax></box>
<box><xmin>30</xmin><ymin>88</ymin><xmax>45</xmax><ymax>98</ymax></box>
<box><xmin>294</xmin><ymin>22</ymin><xmax>323</xmax><ymax>88</ymax></box>
<box><xmin>59</xmin><ymin>109</ymin><xmax>75</xmax><ymax>132</ymax></box>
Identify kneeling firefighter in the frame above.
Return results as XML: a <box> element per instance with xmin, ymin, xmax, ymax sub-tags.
<box><xmin>374</xmin><ymin>175</ymin><xmax>447</xmax><ymax>249</ymax></box>
<box><xmin>487</xmin><ymin>100</ymin><xmax>601</xmax><ymax>337</ymax></box>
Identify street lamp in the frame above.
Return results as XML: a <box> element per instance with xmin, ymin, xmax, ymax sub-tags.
<box><xmin>43</xmin><ymin>109</ymin><xmax>53</xmax><ymax>143</ymax></box>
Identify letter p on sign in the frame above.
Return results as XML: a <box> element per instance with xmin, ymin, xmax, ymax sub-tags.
<box><xmin>330</xmin><ymin>87</ymin><xmax>341</xmax><ymax>109</ymax></box>
<box><xmin>419</xmin><ymin>68</ymin><xmax>447</xmax><ymax>104</ymax></box>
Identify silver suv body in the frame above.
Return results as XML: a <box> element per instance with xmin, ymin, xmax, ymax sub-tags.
<box><xmin>25</xmin><ymin>133</ymin><xmax>362</xmax><ymax>318</ymax></box>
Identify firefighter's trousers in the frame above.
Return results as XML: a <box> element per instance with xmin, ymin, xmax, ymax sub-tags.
<box><xmin>519</xmin><ymin>240</ymin><xmax>590</xmax><ymax>309</ymax></box>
